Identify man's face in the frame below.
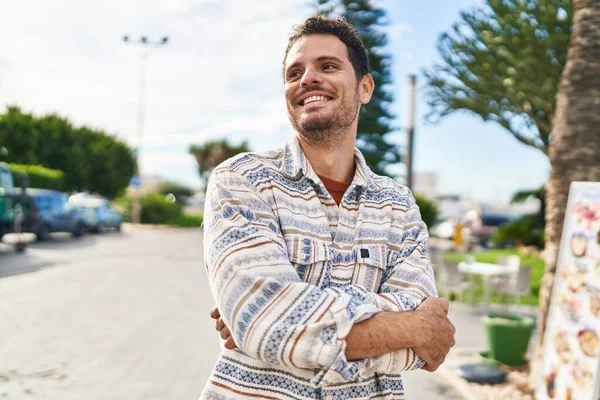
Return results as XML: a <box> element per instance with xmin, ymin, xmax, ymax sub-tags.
<box><xmin>284</xmin><ymin>34</ymin><xmax>365</xmax><ymax>143</ymax></box>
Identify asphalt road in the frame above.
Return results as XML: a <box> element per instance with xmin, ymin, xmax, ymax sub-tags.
<box><xmin>0</xmin><ymin>227</ymin><xmax>462</xmax><ymax>400</ymax></box>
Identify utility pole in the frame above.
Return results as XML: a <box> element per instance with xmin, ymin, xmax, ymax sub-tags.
<box><xmin>122</xmin><ymin>35</ymin><xmax>169</xmax><ymax>223</ymax></box>
<box><xmin>406</xmin><ymin>74</ymin><xmax>417</xmax><ymax>191</ymax></box>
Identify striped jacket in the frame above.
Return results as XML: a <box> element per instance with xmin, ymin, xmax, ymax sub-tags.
<box><xmin>202</xmin><ymin>136</ymin><xmax>437</xmax><ymax>400</ymax></box>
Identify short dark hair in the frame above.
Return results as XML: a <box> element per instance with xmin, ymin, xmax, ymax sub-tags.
<box><xmin>283</xmin><ymin>15</ymin><xmax>370</xmax><ymax>80</ymax></box>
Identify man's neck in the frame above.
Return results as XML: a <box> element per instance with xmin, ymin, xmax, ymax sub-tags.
<box><xmin>297</xmin><ymin>133</ymin><xmax>356</xmax><ymax>183</ymax></box>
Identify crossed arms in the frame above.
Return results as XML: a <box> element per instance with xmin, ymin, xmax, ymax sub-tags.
<box><xmin>203</xmin><ymin>169</ymin><xmax>455</xmax><ymax>385</ymax></box>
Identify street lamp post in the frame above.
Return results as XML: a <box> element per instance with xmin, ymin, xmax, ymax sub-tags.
<box><xmin>405</xmin><ymin>74</ymin><xmax>417</xmax><ymax>191</ymax></box>
<box><xmin>122</xmin><ymin>35</ymin><xmax>169</xmax><ymax>224</ymax></box>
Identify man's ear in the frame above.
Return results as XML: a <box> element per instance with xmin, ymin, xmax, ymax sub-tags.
<box><xmin>359</xmin><ymin>73</ymin><xmax>375</xmax><ymax>104</ymax></box>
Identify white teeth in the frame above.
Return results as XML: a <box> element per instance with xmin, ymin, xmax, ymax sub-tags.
<box><xmin>303</xmin><ymin>95</ymin><xmax>328</xmax><ymax>105</ymax></box>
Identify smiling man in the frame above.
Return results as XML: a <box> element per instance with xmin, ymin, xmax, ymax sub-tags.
<box><xmin>201</xmin><ymin>16</ymin><xmax>455</xmax><ymax>400</ymax></box>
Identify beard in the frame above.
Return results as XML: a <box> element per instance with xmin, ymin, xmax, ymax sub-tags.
<box><xmin>287</xmin><ymin>87</ymin><xmax>361</xmax><ymax>148</ymax></box>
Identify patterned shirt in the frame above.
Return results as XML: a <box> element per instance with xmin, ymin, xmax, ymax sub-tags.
<box><xmin>202</xmin><ymin>136</ymin><xmax>437</xmax><ymax>400</ymax></box>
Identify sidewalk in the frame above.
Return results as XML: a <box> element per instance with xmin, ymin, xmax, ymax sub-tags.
<box><xmin>1</xmin><ymin>230</ymin><xmax>537</xmax><ymax>400</ymax></box>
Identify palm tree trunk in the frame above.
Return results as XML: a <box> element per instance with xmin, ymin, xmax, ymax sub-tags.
<box><xmin>530</xmin><ymin>0</ymin><xmax>600</xmax><ymax>388</ymax></box>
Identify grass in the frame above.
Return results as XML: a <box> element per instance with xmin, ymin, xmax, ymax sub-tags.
<box><xmin>442</xmin><ymin>249</ymin><xmax>544</xmax><ymax>305</ymax></box>
<box><xmin>167</xmin><ymin>213</ymin><xmax>204</xmax><ymax>228</ymax></box>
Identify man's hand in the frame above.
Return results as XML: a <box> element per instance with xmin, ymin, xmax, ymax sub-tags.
<box><xmin>412</xmin><ymin>297</ymin><xmax>455</xmax><ymax>372</ymax></box>
<box><xmin>210</xmin><ymin>305</ymin><xmax>237</xmax><ymax>350</ymax></box>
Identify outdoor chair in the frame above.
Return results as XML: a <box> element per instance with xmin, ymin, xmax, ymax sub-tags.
<box><xmin>498</xmin><ymin>255</ymin><xmax>521</xmax><ymax>273</ymax></box>
<box><xmin>432</xmin><ymin>252</ymin><xmax>472</xmax><ymax>304</ymax></box>
<box><xmin>490</xmin><ymin>264</ymin><xmax>532</xmax><ymax>307</ymax></box>
<box><xmin>488</xmin><ymin>255</ymin><xmax>521</xmax><ymax>288</ymax></box>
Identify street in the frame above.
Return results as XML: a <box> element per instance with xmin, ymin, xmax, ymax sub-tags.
<box><xmin>0</xmin><ymin>227</ymin><xmax>463</xmax><ymax>400</ymax></box>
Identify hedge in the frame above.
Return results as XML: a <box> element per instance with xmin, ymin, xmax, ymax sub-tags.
<box><xmin>141</xmin><ymin>193</ymin><xmax>183</xmax><ymax>224</ymax></box>
<box><xmin>8</xmin><ymin>163</ymin><xmax>65</xmax><ymax>191</ymax></box>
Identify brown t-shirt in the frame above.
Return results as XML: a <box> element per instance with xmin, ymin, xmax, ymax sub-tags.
<box><xmin>317</xmin><ymin>174</ymin><xmax>352</xmax><ymax>205</ymax></box>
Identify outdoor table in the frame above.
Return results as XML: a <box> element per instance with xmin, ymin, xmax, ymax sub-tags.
<box><xmin>458</xmin><ymin>261</ymin><xmax>513</xmax><ymax>312</ymax></box>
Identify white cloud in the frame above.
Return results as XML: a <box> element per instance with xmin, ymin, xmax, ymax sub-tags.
<box><xmin>0</xmin><ymin>0</ymin><xmax>309</xmax><ymax>166</ymax></box>
<box><xmin>141</xmin><ymin>152</ymin><xmax>197</xmax><ymax>167</ymax></box>
<box><xmin>142</xmin><ymin>95</ymin><xmax>290</xmax><ymax>146</ymax></box>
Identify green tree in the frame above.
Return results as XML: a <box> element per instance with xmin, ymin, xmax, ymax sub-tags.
<box><xmin>424</xmin><ymin>0</ymin><xmax>573</xmax><ymax>155</ymax></box>
<box><xmin>0</xmin><ymin>106</ymin><xmax>136</xmax><ymax>198</ymax></box>
<box><xmin>189</xmin><ymin>139</ymin><xmax>250</xmax><ymax>189</ymax></box>
<box><xmin>315</xmin><ymin>0</ymin><xmax>400</xmax><ymax>177</ymax></box>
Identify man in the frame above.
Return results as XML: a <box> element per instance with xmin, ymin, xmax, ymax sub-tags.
<box><xmin>202</xmin><ymin>15</ymin><xmax>455</xmax><ymax>400</ymax></box>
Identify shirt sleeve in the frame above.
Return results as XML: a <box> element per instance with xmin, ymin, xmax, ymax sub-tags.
<box><xmin>364</xmin><ymin>190</ymin><xmax>438</xmax><ymax>374</ymax></box>
<box><xmin>203</xmin><ymin>168</ymin><xmax>418</xmax><ymax>385</ymax></box>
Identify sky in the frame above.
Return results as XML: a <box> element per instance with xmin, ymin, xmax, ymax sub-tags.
<box><xmin>0</xmin><ymin>0</ymin><xmax>549</xmax><ymax>205</ymax></box>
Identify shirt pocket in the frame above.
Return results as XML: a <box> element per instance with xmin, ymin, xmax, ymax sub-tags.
<box><xmin>352</xmin><ymin>244</ymin><xmax>388</xmax><ymax>292</ymax></box>
<box><xmin>286</xmin><ymin>237</ymin><xmax>331</xmax><ymax>287</ymax></box>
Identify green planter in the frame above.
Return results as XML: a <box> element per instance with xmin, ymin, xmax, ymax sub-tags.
<box><xmin>482</xmin><ymin>313</ymin><xmax>535</xmax><ymax>367</ymax></box>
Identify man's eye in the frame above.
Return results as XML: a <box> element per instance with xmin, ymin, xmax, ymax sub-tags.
<box><xmin>288</xmin><ymin>71</ymin><xmax>301</xmax><ymax>80</ymax></box>
<box><xmin>323</xmin><ymin>64</ymin><xmax>337</xmax><ymax>70</ymax></box>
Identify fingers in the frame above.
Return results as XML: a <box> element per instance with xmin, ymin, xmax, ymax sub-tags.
<box><xmin>224</xmin><ymin>336</ymin><xmax>237</xmax><ymax>350</ymax></box>
<box><xmin>416</xmin><ymin>348</ymin><xmax>445</xmax><ymax>372</ymax></box>
<box><xmin>422</xmin><ymin>363</ymin><xmax>438</xmax><ymax>372</ymax></box>
<box><xmin>211</xmin><ymin>309</ymin><xmax>238</xmax><ymax>350</ymax></box>
<box><xmin>215</xmin><ymin>317</ymin><xmax>226</xmax><ymax>332</ymax></box>
<box><xmin>219</xmin><ymin>325</ymin><xmax>238</xmax><ymax>350</ymax></box>
<box><xmin>220</xmin><ymin>325</ymin><xmax>231</xmax><ymax>340</ymax></box>
<box><xmin>437</xmin><ymin>298</ymin><xmax>450</xmax><ymax>315</ymax></box>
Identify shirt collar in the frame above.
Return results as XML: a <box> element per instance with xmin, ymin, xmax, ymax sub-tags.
<box><xmin>282</xmin><ymin>135</ymin><xmax>380</xmax><ymax>192</ymax></box>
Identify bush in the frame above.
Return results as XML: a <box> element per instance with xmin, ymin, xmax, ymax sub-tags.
<box><xmin>492</xmin><ymin>214</ymin><xmax>545</xmax><ymax>248</ymax></box>
<box><xmin>9</xmin><ymin>163</ymin><xmax>65</xmax><ymax>191</ymax></box>
<box><xmin>114</xmin><ymin>192</ymin><xmax>194</xmax><ymax>225</ymax></box>
<box><xmin>114</xmin><ymin>192</ymin><xmax>202</xmax><ymax>227</ymax></box>
<box><xmin>141</xmin><ymin>193</ymin><xmax>182</xmax><ymax>224</ymax></box>
<box><xmin>414</xmin><ymin>194</ymin><xmax>439</xmax><ymax>228</ymax></box>
<box><xmin>169</xmin><ymin>213</ymin><xmax>204</xmax><ymax>228</ymax></box>
<box><xmin>158</xmin><ymin>181</ymin><xmax>195</xmax><ymax>205</ymax></box>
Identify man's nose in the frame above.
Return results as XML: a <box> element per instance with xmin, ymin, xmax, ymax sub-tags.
<box><xmin>300</xmin><ymin>68</ymin><xmax>323</xmax><ymax>87</ymax></box>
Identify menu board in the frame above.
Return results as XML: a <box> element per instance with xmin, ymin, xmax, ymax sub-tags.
<box><xmin>537</xmin><ymin>182</ymin><xmax>600</xmax><ymax>400</ymax></box>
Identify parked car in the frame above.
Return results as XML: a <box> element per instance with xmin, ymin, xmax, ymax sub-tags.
<box><xmin>465</xmin><ymin>212</ymin><xmax>516</xmax><ymax>248</ymax></box>
<box><xmin>74</xmin><ymin>197</ymin><xmax>123</xmax><ymax>233</ymax></box>
<box><xmin>16</xmin><ymin>188</ymin><xmax>85</xmax><ymax>241</ymax></box>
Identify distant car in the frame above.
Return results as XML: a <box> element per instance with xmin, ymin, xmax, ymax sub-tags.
<box><xmin>17</xmin><ymin>188</ymin><xmax>86</xmax><ymax>241</ymax></box>
<box><xmin>75</xmin><ymin>197</ymin><xmax>123</xmax><ymax>233</ymax></box>
<box><xmin>466</xmin><ymin>212</ymin><xmax>515</xmax><ymax>247</ymax></box>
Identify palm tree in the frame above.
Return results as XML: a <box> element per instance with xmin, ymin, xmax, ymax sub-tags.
<box><xmin>189</xmin><ymin>139</ymin><xmax>250</xmax><ymax>189</ymax></box>
<box><xmin>511</xmin><ymin>186</ymin><xmax>546</xmax><ymax>223</ymax></box>
<box><xmin>530</xmin><ymin>0</ymin><xmax>600</xmax><ymax>388</ymax></box>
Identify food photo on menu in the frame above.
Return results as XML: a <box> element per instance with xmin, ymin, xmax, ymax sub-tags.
<box><xmin>538</xmin><ymin>184</ymin><xmax>600</xmax><ymax>400</ymax></box>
